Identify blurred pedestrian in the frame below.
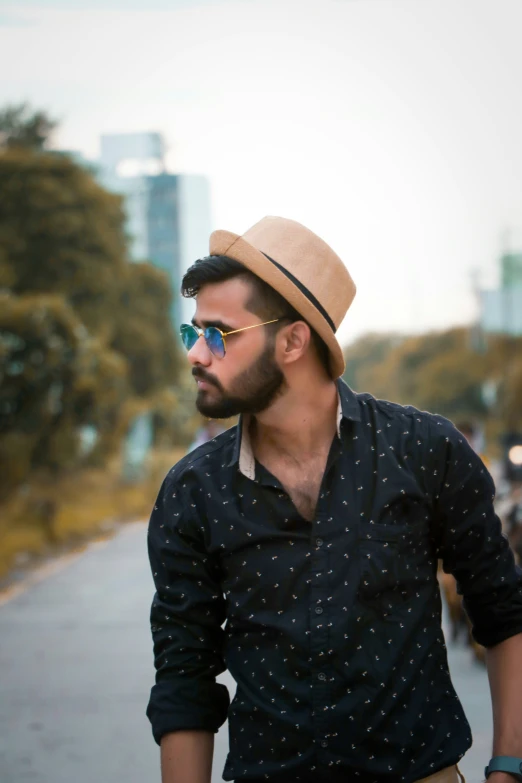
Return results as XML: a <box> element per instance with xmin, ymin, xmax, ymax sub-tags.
<box><xmin>146</xmin><ymin>217</ymin><xmax>522</xmax><ymax>783</ymax></box>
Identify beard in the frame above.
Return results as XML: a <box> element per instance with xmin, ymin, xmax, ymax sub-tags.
<box><xmin>193</xmin><ymin>341</ymin><xmax>285</xmax><ymax>418</ymax></box>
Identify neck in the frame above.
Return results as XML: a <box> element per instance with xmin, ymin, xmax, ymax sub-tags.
<box><xmin>250</xmin><ymin>374</ymin><xmax>339</xmax><ymax>461</ymax></box>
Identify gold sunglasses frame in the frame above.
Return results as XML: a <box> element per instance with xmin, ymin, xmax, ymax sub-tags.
<box><xmin>183</xmin><ymin>319</ymin><xmax>280</xmax><ymax>358</ymax></box>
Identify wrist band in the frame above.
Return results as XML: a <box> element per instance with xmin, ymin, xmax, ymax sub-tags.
<box><xmin>485</xmin><ymin>756</ymin><xmax>522</xmax><ymax>781</ymax></box>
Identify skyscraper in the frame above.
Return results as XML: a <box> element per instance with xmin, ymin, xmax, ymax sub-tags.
<box><xmin>479</xmin><ymin>250</ymin><xmax>522</xmax><ymax>337</ymax></box>
<box><xmin>99</xmin><ymin>132</ymin><xmax>212</xmax><ymax>329</ymax></box>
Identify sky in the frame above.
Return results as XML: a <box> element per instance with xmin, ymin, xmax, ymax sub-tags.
<box><xmin>1</xmin><ymin>0</ymin><xmax>522</xmax><ymax>347</ymax></box>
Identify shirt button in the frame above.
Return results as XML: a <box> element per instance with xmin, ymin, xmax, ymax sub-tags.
<box><xmin>316</xmin><ymin>538</ymin><xmax>324</xmax><ymax>547</ymax></box>
<box><xmin>318</xmin><ymin>672</ymin><xmax>327</xmax><ymax>681</ymax></box>
<box><xmin>321</xmin><ymin>740</ymin><xmax>328</xmax><ymax>748</ymax></box>
<box><xmin>315</xmin><ymin>606</ymin><xmax>323</xmax><ymax>614</ymax></box>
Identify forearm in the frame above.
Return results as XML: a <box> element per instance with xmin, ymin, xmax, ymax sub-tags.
<box><xmin>160</xmin><ymin>730</ymin><xmax>214</xmax><ymax>783</ymax></box>
<box><xmin>486</xmin><ymin>633</ymin><xmax>522</xmax><ymax>782</ymax></box>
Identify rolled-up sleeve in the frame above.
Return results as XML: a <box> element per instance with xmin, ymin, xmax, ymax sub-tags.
<box><xmin>146</xmin><ymin>471</ymin><xmax>229</xmax><ymax>744</ymax></box>
<box><xmin>430</xmin><ymin>417</ymin><xmax>522</xmax><ymax>648</ymax></box>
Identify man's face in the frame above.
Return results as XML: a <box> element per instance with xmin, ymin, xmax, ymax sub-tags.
<box><xmin>187</xmin><ymin>277</ymin><xmax>285</xmax><ymax>419</ymax></box>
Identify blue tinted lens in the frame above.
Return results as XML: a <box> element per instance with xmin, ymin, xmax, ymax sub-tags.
<box><xmin>205</xmin><ymin>327</ymin><xmax>225</xmax><ymax>358</ymax></box>
<box><xmin>180</xmin><ymin>324</ymin><xmax>199</xmax><ymax>351</ymax></box>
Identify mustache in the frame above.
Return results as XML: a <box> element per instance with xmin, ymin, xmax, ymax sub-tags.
<box><xmin>192</xmin><ymin>368</ymin><xmax>221</xmax><ymax>389</ymax></box>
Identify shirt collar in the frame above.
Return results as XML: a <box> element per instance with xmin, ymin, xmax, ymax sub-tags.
<box><xmin>228</xmin><ymin>378</ymin><xmax>361</xmax><ymax>477</ymax></box>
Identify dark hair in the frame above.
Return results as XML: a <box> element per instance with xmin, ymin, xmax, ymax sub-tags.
<box><xmin>181</xmin><ymin>255</ymin><xmax>331</xmax><ymax>376</ymax></box>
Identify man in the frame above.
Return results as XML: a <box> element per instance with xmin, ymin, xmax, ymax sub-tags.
<box><xmin>147</xmin><ymin>217</ymin><xmax>522</xmax><ymax>783</ymax></box>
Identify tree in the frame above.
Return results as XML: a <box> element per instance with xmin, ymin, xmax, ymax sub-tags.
<box><xmin>342</xmin><ymin>333</ymin><xmax>403</xmax><ymax>391</ymax></box>
<box><xmin>0</xmin><ymin>128</ymin><xmax>183</xmax><ymax>498</ymax></box>
<box><xmin>111</xmin><ymin>262</ymin><xmax>179</xmax><ymax>397</ymax></box>
<box><xmin>0</xmin><ymin>103</ymin><xmax>57</xmax><ymax>151</ymax></box>
<box><xmin>0</xmin><ymin>147</ymin><xmax>128</xmax><ymax>337</ymax></box>
<box><xmin>343</xmin><ymin>327</ymin><xmax>522</xmax><ymax>428</ymax></box>
<box><xmin>0</xmin><ymin>292</ymin><xmax>129</xmax><ymax>497</ymax></box>
<box><xmin>0</xmin><ymin>146</ymin><xmax>181</xmax><ymax>379</ymax></box>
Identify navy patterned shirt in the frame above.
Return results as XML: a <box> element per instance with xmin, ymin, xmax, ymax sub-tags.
<box><xmin>146</xmin><ymin>380</ymin><xmax>522</xmax><ymax>783</ymax></box>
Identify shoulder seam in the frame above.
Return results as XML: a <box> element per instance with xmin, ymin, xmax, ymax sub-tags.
<box><xmin>163</xmin><ymin>429</ymin><xmax>237</xmax><ymax>492</ymax></box>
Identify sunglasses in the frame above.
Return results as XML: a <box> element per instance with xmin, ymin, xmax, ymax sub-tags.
<box><xmin>180</xmin><ymin>319</ymin><xmax>280</xmax><ymax>359</ymax></box>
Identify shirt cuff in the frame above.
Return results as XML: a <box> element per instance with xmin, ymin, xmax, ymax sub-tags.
<box><xmin>146</xmin><ymin>680</ymin><xmax>230</xmax><ymax>745</ymax></box>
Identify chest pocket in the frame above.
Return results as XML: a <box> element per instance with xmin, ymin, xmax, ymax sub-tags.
<box><xmin>357</xmin><ymin>518</ymin><xmax>435</xmax><ymax>614</ymax></box>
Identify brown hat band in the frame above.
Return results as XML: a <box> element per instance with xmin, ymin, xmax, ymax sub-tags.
<box><xmin>261</xmin><ymin>252</ymin><xmax>336</xmax><ymax>333</ymax></box>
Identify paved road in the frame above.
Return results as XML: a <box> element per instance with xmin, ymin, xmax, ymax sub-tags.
<box><xmin>0</xmin><ymin>523</ymin><xmax>492</xmax><ymax>783</ymax></box>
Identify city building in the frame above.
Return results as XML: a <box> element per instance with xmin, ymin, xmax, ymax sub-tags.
<box><xmin>98</xmin><ymin>132</ymin><xmax>212</xmax><ymax>330</ymax></box>
<box><xmin>479</xmin><ymin>252</ymin><xmax>522</xmax><ymax>336</ymax></box>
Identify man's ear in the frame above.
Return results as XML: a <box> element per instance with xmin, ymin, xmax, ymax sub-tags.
<box><xmin>278</xmin><ymin>321</ymin><xmax>312</xmax><ymax>365</ymax></box>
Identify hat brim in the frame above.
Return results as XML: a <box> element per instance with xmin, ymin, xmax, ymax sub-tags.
<box><xmin>210</xmin><ymin>229</ymin><xmax>346</xmax><ymax>377</ymax></box>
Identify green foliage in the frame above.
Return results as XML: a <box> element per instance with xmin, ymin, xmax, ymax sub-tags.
<box><xmin>111</xmin><ymin>263</ymin><xmax>178</xmax><ymax>396</ymax></box>
<box><xmin>343</xmin><ymin>327</ymin><xmax>522</xmax><ymax>428</ymax></box>
<box><xmin>0</xmin><ymin>134</ymin><xmax>182</xmax><ymax>501</ymax></box>
<box><xmin>0</xmin><ymin>147</ymin><xmax>128</xmax><ymax>335</ymax></box>
<box><xmin>0</xmin><ymin>293</ymin><xmax>83</xmax><ymax>438</ymax></box>
<box><xmin>0</xmin><ymin>103</ymin><xmax>57</xmax><ymax>151</ymax></box>
<box><xmin>0</xmin><ymin>292</ymin><xmax>130</xmax><ymax>496</ymax></box>
<box><xmin>342</xmin><ymin>332</ymin><xmax>402</xmax><ymax>390</ymax></box>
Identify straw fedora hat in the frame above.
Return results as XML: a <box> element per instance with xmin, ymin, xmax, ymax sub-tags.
<box><xmin>209</xmin><ymin>216</ymin><xmax>356</xmax><ymax>378</ymax></box>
